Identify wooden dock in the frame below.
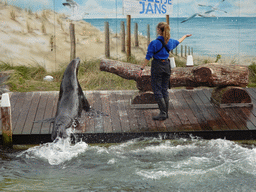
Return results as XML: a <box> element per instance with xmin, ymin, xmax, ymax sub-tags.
<box><xmin>1</xmin><ymin>88</ymin><xmax>256</xmax><ymax>145</ymax></box>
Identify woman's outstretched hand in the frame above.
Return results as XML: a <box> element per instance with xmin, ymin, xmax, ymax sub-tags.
<box><xmin>178</xmin><ymin>34</ymin><xmax>192</xmax><ymax>43</ymax></box>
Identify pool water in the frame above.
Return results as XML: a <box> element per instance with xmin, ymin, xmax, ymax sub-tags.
<box><xmin>1</xmin><ymin>135</ymin><xmax>256</xmax><ymax>191</ymax></box>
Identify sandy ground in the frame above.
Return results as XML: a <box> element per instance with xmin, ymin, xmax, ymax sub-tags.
<box><xmin>0</xmin><ymin>2</ymin><xmax>255</xmax><ymax>72</ymax></box>
<box><xmin>0</xmin><ymin>2</ymin><xmax>149</xmax><ymax>72</ymax></box>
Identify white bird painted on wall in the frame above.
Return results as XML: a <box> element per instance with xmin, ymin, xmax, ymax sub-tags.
<box><xmin>181</xmin><ymin>0</ymin><xmax>227</xmax><ymax>23</ymax></box>
<box><xmin>62</xmin><ymin>0</ymin><xmax>89</xmax><ymax>21</ymax></box>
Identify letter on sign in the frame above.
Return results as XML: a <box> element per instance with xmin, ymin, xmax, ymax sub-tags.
<box><xmin>123</xmin><ymin>0</ymin><xmax>173</xmax><ymax>15</ymax></box>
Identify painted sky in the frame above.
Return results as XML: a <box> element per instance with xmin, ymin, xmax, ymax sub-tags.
<box><xmin>5</xmin><ymin>0</ymin><xmax>256</xmax><ymax>18</ymax></box>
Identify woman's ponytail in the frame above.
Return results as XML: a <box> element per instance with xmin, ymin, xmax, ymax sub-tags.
<box><xmin>157</xmin><ymin>22</ymin><xmax>170</xmax><ymax>44</ymax></box>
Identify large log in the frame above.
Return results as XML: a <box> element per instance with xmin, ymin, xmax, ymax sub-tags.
<box><xmin>100</xmin><ymin>59</ymin><xmax>249</xmax><ymax>92</ymax></box>
<box><xmin>211</xmin><ymin>86</ymin><xmax>252</xmax><ymax>108</ymax></box>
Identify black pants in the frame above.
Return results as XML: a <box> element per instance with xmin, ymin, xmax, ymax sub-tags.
<box><xmin>151</xmin><ymin>59</ymin><xmax>171</xmax><ymax>99</ymax></box>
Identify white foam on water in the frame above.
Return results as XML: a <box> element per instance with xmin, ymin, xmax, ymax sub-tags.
<box><xmin>17</xmin><ymin>128</ymin><xmax>88</xmax><ymax>166</ymax></box>
<box><xmin>107</xmin><ymin>158</ymin><xmax>116</xmax><ymax>165</ymax></box>
<box><xmin>134</xmin><ymin>138</ymin><xmax>256</xmax><ymax>180</ymax></box>
<box><xmin>137</xmin><ymin>169</ymin><xmax>208</xmax><ymax>180</ymax></box>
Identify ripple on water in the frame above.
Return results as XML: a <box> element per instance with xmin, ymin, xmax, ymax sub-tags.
<box><xmin>1</xmin><ymin>136</ymin><xmax>256</xmax><ymax>191</ymax></box>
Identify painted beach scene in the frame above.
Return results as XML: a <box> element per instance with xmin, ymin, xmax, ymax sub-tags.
<box><xmin>1</xmin><ymin>0</ymin><xmax>256</xmax><ymax>191</ymax></box>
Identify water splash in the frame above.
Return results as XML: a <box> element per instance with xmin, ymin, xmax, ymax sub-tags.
<box><xmin>8</xmin><ymin>137</ymin><xmax>256</xmax><ymax>191</ymax></box>
<box><xmin>17</xmin><ymin>128</ymin><xmax>88</xmax><ymax>165</ymax></box>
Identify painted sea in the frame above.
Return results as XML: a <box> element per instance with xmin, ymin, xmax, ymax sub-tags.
<box><xmin>84</xmin><ymin>17</ymin><xmax>256</xmax><ymax>63</ymax></box>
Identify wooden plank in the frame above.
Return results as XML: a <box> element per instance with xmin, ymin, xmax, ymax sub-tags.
<box><xmin>203</xmin><ymin>89</ymin><xmax>247</xmax><ymax>130</ymax></box>
<box><xmin>109</xmin><ymin>93</ymin><xmax>122</xmax><ymax>132</ymax></box>
<box><xmin>13</xmin><ymin>92</ymin><xmax>34</xmax><ymax>134</ymax></box>
<box><xmin>31</xmin><ymin>92</ymin><xmax>49</xmax><ymax>134</ymax></box>
<box><xmin>169</xmin><ymin>90</ymin><xmax>192</xmax><ymax>131</ymax></box>
<box><xmin>10</xmin><ymin>92</ymin><xmax>20</xmax><ymax>113</ymax></box>
<box><xmin>9</xmin><ymin>92</ymin><xmax>21</xmax><ymax>133</ymax></box>
<box><xmin>115</xmin><ymin>92</ymin><xmax>130</xmax><ymax>133</ymax></box>
<box><xmin>242</xmin><ymin>88</ymin><xmax>256</xmax><ymax>130</ymax></box>
<box><xmin>189</xmin><ymin>89</ymin><xmax>221</xmax><ymax>131</ymax></box>
<box><xmin>227</xmin><ymin>89</ymin><xmax>255</xmax><ymax>130</ymax></box>
<box><xmin>156</xmin><ymin>92</ymin><xmax>176</xmax><ymax>132</ymax></box>
<box><xmin>123</xmin><ymin>94</ymin><xmax>139</xmax><ymax>132</ymax></box>
<box><xmin>11</xmin><ymin>92</ymin><xmax>27</xmax><ymax>132</ymax></box>
<box><xmin>202</xmin><ymin>89</ymin><xmax>240</xmax><ymax>130</ymax></box>
<box><xmin>236</xmin><ymin>107</ymin><xmax>256</xmax><ymax>130</ymax></box>
<box><xmin>213</xmin><ymin>95</ymin><xmax>250</xmax><ymax>130</ymax></box>
<box><xmin>161</xmin><ymin>92</ymin><xmax>183</xmax><ymax>130</ymax></box>
<box><xmin>196</xmin><ymin>89</ymin><xmax>229</xmax><ymax>130</ymax></box>
<box><xmin>22</xmin><ymin>92</ymin><xmax>41</xmax><ymax>134</ymax></box>
<box><xmin>181</xmin><ymin>89</ymin><xmax>212</xmax><ymax>131</ymax></box>
<box><xmin>130</xmin><ymin>103</ymin><xmax>158</xmax><ymax>109</ymax></box>
<box><xmin>49</xmin><ymin>92</ymin><xmax>59</xmax><ymax>134</ymax></box>
<box><xmin>134</xmin><ymin>108</ymin><xmax>148</xmax><ymax>132</ymax></box>
<box><xmin>92</xmin><ymin>92</ymin><xmax>104</xmax><ymax>133</ymax></box>
<box><xmin>247</xmin><ymin>88</ymin><xmax>256</xmax><ymax>100</ymax></box>
<box><xmin>100</xmin><ymin>91</ymin><xmax>112</xmax><ymax>133</ymax></box>
<box><xmin>173</xmin><ymin>90</ymin><xmax>201</xmax><ymax>131</ymax></box>
<box><xmin>142</xmin><ymin>108</ymin><xmax>159</xmax><ymax>132</ymax></box>
<box><xmin>128</xmin><ymin>89</ymin><xmax>160</xmax><ymax>132</ymax></box>
<box><xmin>246</xmin><ymin>88</ymin><xmax>256</xmax><ymax>117</ymax></box>
<box><xmin>41</xmin><ymin>92</ymin><xmax>58</xmax><ymax>134</ymax></box>
<box><xmin>83</xmin><ymin>91</ymin><xmax>95</xmax><ymax>133</ymax></box>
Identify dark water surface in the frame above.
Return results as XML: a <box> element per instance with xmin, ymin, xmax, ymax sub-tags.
<box><xmin>1</xmin><ymin>136</ymin><xmax>256</xmax><ymax>192</ymax></box>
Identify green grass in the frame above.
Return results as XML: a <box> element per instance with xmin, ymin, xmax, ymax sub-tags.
<box><xmin>248</xmin><ymin>62</ymin><xmax>256</xmax><ymax>87</ymax></box>
<box><xmin>1</xmin><ymin>59</ymin><xmax>255</xmax><ymax>92</ymax></box>
<box><xmin>0</xmin><ymin>60</ymin><xmax>137</xmax><ymax>92</ymax></box>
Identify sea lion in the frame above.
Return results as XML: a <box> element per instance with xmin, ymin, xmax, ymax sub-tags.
<box><xmin>51</xmin><ymin>57</ymin><xmax>90</xmax><ymax>140</ymax></box>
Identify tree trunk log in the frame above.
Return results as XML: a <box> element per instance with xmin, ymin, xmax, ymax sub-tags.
<box><xmin>211</xmin><ymin>86</ymin><xmax>252</xmax><ymax>104</ymax></box>
<box><xmin>131</xmin><ymin>91</ymin><xmax>157</xmax><ymax>104</ymax></box>
<box><xmin>100</xmin><ymin>59</ymin><xmax>249</xmax><ymax>92</ymax></box>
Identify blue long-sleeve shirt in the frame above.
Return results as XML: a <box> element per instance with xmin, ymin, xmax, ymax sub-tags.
<box><xmin>145</xmin><ymin>36</ymin><xmax>179</xmax><ymax>60</ymax></box>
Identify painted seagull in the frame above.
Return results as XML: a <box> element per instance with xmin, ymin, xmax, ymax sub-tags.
<box><xmin>181</xmin><ymin>13</ymin><xmax>214</xmax><ymax>23</ymax></box>
<box><xmin>62</xmin><ymin>0</ymin><xmax>89</xmax><ymax>20</ymax></box>
<box><xmin>181</xmin><ymin>0</ymin><xmax>227</xmax><ymax>23</ymax></box>
<box><xmin>198</xmin><ymin>0</ymin><xmax>227</xmax><ymax>14</ymax></box>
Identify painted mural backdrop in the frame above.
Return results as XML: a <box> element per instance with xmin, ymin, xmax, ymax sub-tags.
<box><xmin>0</xmin><ymin>0</ymin><xmax>255</xmax><ymax>72</ymax></box>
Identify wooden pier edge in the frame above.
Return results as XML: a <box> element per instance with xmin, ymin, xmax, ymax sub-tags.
<box><xmin>1</xmin><ymin>130</ymin><xmax>256</xmax><ymax>145</ymax></box>
<box><xmin>1</xmin><ymin>88</ymin><xmax>256</xmax><ymax>146</ymax></box>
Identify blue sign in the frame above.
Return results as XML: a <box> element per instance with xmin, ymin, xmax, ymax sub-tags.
<box><xmin>123</xmin><ymin>0</ymin><xmax>173</xmax><ymax>15</ymax></box>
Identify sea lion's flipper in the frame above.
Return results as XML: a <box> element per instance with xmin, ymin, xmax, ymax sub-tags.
<box><xmin>81</xmin><ymin>94</ymin><xmax>90</xmax><ymax>111</ymax></box>
<box><xmin>34</xmin><ymin>117</ymin><xmax>55</xmax><ymax>123</ymax></box>
<box><xmin>78</xmin><ymin>83</ymin><xmax>90</xmax><ymax>111</ymax></box>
